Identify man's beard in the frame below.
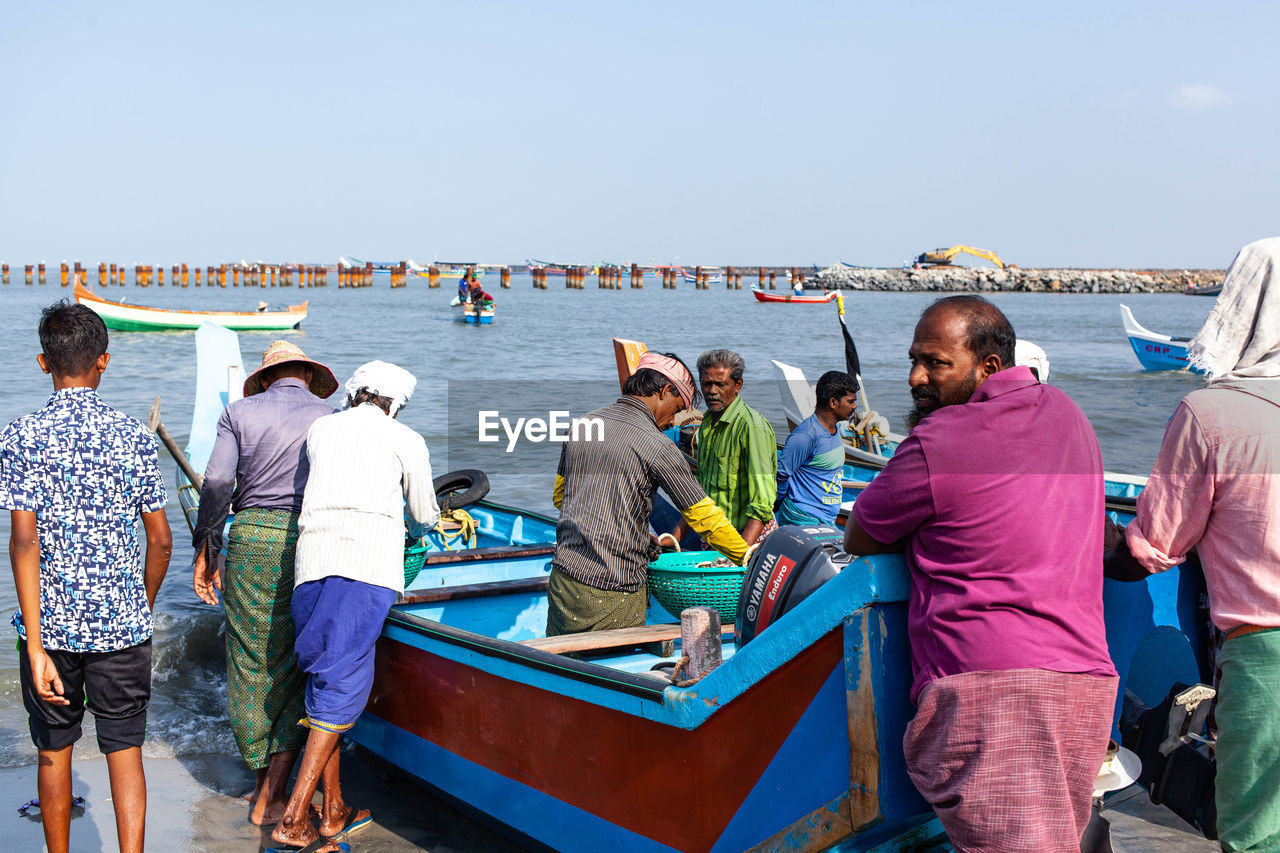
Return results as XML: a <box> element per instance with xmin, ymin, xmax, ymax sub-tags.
<box><xmin>906</xmin><ymin>371</ymin><xmax>979</xmax><ymax>430</ymax></box>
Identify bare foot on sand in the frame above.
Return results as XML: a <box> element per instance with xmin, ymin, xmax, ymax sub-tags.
<box><xmin>319</xmin><ymin>805</ymin><xmax>372</xmax><ymax>839</ymax></box>
<box><xmin>248</xmin><ymin>793</ymin><xmax>287</xmax><ymax>826</ymax></box>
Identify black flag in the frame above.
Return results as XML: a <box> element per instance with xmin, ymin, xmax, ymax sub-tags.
<box><xmin>835</xmin><ymin>291</ymin><xmax>862</xmax><ymax>382</ymax></box>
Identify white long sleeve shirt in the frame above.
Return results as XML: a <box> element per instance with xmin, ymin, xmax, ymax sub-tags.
<box><xmin>294</xmin><ymin>403</ymin><xmax>440</xmax><ymax>592</ymax></box>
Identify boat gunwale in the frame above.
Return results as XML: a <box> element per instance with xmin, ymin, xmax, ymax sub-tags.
<box><xmin>383</xmin><ymin>607</ymin><xmax>671</xmax><ymax>702</ymax></box>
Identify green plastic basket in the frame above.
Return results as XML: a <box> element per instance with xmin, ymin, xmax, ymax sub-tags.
<box><xmin>403</xmin><ymin>540</ymin><xmax>429</xmax><ymax>589</ymax></box>
<box><xmin>646</xmin><ymin>550</ymin><xmax>746</xmax><ymax>622</ymax></box>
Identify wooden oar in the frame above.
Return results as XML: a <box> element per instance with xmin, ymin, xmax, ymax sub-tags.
<box><xmin>147</xmin><ymin>397</ymin><xmax>204</xmax><ymax>491</ymax></box>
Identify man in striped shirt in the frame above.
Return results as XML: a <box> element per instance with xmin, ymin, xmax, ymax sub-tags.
<box><xmin>547</xmin><ymin>352</ymin><xmax>750</xmax><ymax>636</ymax></box>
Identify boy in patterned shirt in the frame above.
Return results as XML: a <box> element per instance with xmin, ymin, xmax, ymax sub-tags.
<box><xmin>0</xmin><ymin>301</ymin><xmax>172</xmax><ymax>853</ymax></box>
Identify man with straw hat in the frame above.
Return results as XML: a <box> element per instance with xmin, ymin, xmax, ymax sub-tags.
<box><xmin>1109</xmin><ymin>237</ymin><xmax>1280</xmax><ymax>850</ymax></box>
<box><xmin>191</xmin><ymin>339</ymin><xmax>337</xmax><ymax>826</ymax></box>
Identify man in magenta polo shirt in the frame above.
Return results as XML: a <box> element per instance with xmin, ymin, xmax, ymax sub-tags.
<box><xmin>844</xmin><ymin>295</ymin><xmax>1118</xmax><ymax>853</ymax></box>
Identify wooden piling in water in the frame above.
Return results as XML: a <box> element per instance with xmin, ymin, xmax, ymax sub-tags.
<box><xmin>24</xmin><ymin>265</ymin><xmax>33</xmax><ymax>285</ymax></box>
<box><xmin>2</xmin><ymin>264</ymin><xmax>8</xmax><ymax>285</ymax></box>
<box><xmin>38</xmin><ymin>263</ymin><xmax>46</xmax><ymax>284</ymax></box>
<box><xmin>500</xmin><ymin>266</ymin><xmax>511</xmax><ymax>289</ymax></box>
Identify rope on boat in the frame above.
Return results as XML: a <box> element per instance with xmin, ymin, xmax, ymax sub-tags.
<box><xmin>669</xmin><ymin>654</ymin><xmax>705</xmax><ymax>688</ymax></box>
<box><xmin>432</xmin><ymin>508</ymin><xmax>478</xmax><ymax>551</ymax></box>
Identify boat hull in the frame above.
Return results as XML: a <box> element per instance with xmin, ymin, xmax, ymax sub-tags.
<box><xmin>1119</xmin><ymin>304</ymin><xmax>1201</xmax><ymax>372</ymax></box>
<box><xmin>752</xmin><ymin>287</ymin><xmax>838</xmax><ymax>304</ymax></box>
<box><xmin>350</xmin><ymin>557</ymin><xmax>941</xmax><ymax>853</ymax></box>
<box><xmin>74</xmin><ymin>282</ymin><xmax>306</xmax><ymax>331</ymax></box>
<box><xmin>1127</xmin><ymin>335</ymin><xmax>1195</xmax><ymax>371</ymax></box>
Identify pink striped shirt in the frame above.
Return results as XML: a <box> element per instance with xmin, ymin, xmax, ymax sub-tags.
<box><xmin>1127</xmin><ymin>386</ymin><xmax>1280</xmax><ymax>632</ymax></box>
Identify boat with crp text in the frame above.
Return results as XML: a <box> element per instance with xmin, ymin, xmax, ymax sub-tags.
<box><xmin>1120</xmin><ymin>304</ymin><xmax>1202</xmax><ymax>372</ymax></box>
<box><xmin>73</xmin><ymin>279</ymin><xmax>307</xmax><ymax>332</ymax></box>
<box><xmin>752</xmin><ymin>286</ymin><xmax>839</xmax><ymax>304</ymax></box>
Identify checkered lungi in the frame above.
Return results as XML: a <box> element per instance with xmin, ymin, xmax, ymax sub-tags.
<box><xmin>223</xmin><ymin>509</ymin><xmax>308</xmax><ymax>769</ymax></box>
<box><xmin>903</xmin><ymin>668</ymin><xmax>1118</xmax><ymax>853</ymax></box>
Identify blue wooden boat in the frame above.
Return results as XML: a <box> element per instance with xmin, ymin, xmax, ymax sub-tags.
<box><xmin>1121</xmin><ymin>304</ymin><xmax>1202</xmax><ymax>372</ymax></box>
<box><xmin>172</xmin><ymin>328</ymin><xmax>1210</xmax><ymax>850</ymax></box>
<box><xmin>344</xmin><ymin>491</ymin><xmax>1211</xmax><ymax>852</ymax></box>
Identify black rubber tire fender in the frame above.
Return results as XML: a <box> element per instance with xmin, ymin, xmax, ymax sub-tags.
<box><xmin>433</xmin><ymin>469</ymin><xmax>490</xmax><ymax>510</ymax></box>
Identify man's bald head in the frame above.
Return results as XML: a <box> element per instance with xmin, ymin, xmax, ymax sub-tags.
<box><xmin>921</xmin><ymin>295</ymin><xmax>1016</xmax><ymax>369</ymax></box>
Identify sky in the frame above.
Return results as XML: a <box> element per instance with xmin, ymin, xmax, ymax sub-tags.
<box><xmin>1</xmin><ymin>1</ymin><xmax>1276</xmax><ymax>268</ymax></box>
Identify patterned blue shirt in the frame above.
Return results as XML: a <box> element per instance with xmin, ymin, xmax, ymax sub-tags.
<box><xmin>0</xmin><ymin>388</ymin><xmax>168</xmax><ymax>652</ymax></box>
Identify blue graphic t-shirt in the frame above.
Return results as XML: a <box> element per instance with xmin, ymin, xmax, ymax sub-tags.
<box><xmin>0</xmin><ymin>388</ymin><xmax>168</xmax><ymax>652</ymax></box>
<box><xmin>777</xmin><ymin>414</ymin><xmax>845</xmax><ymax>523</ymax></box>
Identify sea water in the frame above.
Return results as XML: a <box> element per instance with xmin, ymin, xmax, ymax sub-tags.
<box><xmin>0</xmin><ymin>275</ymin><xmax>1215</xmax><ymax>769</ymax></box>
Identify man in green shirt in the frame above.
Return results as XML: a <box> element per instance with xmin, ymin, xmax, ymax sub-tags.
<box><xmin>674</xmin><ymin>349</ymin><xmax>778</xmax><ymax>547</ymax></box>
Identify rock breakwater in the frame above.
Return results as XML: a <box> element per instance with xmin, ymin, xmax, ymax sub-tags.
<box><xmin>816</xmin><ymin>265</ymin><xmax>1223</xmax><ymax>294</ymax></box>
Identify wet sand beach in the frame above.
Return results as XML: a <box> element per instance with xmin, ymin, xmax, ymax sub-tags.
<box><xmin>0</xmin><ymin>749</ymin><xmax>1218</xmax><ymax>852</ymax></box>
<box><xmin>0</xmin><ymin>750</ymin><xmax>522</xmax><ymax>852</ymax></box>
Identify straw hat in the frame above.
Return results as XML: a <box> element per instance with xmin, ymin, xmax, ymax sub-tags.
<box><xmin>243</xmin><ymin>340</ymin><xmax>338</xmax><ymax>399</ymax></box>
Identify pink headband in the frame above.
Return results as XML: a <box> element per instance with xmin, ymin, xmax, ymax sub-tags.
<box><xmin>636</xmin><ymin>352</ymin><xmax>695</xmax><ymax>409</ymax></box>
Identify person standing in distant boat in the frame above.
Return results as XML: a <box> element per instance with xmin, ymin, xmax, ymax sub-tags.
<box><xmin>843</xmin><ymin>295</ymin><xmax>1117</xmax><ymax>852</ymax></box>
<box><xmin>191</xmin><ymin>340</ymin><xmax>337</xmax><ymax>826</ymax></box>
<box><xmin>271</xmin><ymin>361</ymin><xmax>439</xmax><ymax>852</ymax></box>
<box><xmin>1107</xmin><ymin>237</ymin><xmax>1280</xmax><ymax>852</ymax></box>
<box><xmin>775</xmin><ymin>371</ymin><xmax>858</xmax><ymax>526</ymax></box>
<box><xmin>1</xmin><ymin>301</ymin><xmax>173</xmax><ymax>853</ymax></box>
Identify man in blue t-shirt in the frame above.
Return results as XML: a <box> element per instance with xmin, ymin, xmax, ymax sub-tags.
<box><xmin>776</xmin><ymin>371</ymin><xmax>858</xmax><ymax>525</ymax></box>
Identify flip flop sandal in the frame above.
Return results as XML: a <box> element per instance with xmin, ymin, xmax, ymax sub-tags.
<box><xmin>18</xmin><ymin>796</ymin><xmax>86</xmax><ymax>815</ymax></box>
<box><xmin>327</xmin><ymin>807</ymin><xmax>373</xmax><ymax>840</ymax></box>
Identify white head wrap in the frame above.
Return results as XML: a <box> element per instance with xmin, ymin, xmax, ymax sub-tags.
<box><xmin>342</xmin><ymin>360</ymin><xmax>417</xmax><ymax>416</ymax></box>
<box><xmin>1189</xmin><ymin>238</ymin><xmax>1280</xmax><ymax>385</ymax></box>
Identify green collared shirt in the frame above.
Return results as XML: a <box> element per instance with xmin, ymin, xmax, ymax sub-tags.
<box><xmin>694</xmin><ymin>395</ymin><xmax>778</xmax><ymax>531</ymax></box>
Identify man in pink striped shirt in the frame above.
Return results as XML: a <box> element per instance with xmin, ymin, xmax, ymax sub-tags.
<box><xmin>1111</xmin><ymin>237</ymin><xmax>1280</xmax><ymax>852</ymax></box>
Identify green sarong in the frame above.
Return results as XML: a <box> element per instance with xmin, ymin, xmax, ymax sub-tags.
<box><xmin>1216</xmin><ymin>628</ymin><xmax>1280</xmax><ymax>852</ymax></box>
<box><xmin>545</xmin><ymin>567</ymin><xmax>648</xmax><ymax>638</ymax></box>
<box><xmin>223</xmin><ymin>509</ymin><xmax>307</xmax><ymax>770</ymax></box>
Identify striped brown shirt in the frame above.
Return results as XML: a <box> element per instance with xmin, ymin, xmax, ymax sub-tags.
<box><xmin>553</xmin><ymin>396</ymin><xmax>707</xmax><ymax>592</ymax></box>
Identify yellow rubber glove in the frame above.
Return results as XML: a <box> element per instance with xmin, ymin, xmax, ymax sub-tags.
<box><xmin>682</xmin><ymin>497</ymin><xmax>749</xmax><ymax>564</ymax></box>
<box><xmin>553</xmin><ymin>474</ymin><xmax>565</xmax><ymax>510</ymax></box>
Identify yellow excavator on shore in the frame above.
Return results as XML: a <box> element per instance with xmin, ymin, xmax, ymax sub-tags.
<box><xmin>915</xmin><ymin>245</ymin><xmax>1014</xmax><ymax>269</ymax></box>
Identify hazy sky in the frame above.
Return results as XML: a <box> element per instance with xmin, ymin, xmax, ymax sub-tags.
<box><xmin>2</xmin><ymin>2</ymin><xmax>1275</xmax><ymax>268</ymax></box>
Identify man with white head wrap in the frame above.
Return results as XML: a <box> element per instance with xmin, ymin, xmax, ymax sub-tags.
<box><xmin>1107</xmin><ymin>237</ymin><xmax>1280</xmax><ymax>851</ymax></box>
<box><xmin>271</xmin><ymin>360</ymin><xmax>439</xmax><ymax>851</ymax></box>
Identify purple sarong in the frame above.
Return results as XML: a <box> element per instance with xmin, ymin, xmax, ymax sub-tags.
<box><xmin>903</xmin><ymin>668</ymin><xmax>1118</xmax><ymax>853</ymax></box>
<box><xmin>291</xmin><ymin>576</ymin><xmax>397</xmax><ymax>732</ymax></box>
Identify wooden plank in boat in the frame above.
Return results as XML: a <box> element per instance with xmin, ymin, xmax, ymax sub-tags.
<box><xmin>419</xmin><ymin>543</ymin><xmax>556</xmax><ymax>566</ymax></box>
<box><xmin>520</xmin><ymin>622</ymin><xmax>733</xmax><ymax>656</ymax></box>
<box><xmin>401</xmin><ymin>575</ymin><xmax>550</xmax><ymax>605</ymax></box>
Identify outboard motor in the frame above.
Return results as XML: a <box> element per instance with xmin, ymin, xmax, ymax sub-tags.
<box><xmin>735</xmin><ymin>525</ymin><xmax>850</xmax><ymax>647</ymax></box>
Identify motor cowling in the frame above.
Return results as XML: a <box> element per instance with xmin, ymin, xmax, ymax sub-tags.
<box><xmin>735</xmin><ymin>525</ymin><xmax>850</xmax><ymax>647</ymax></box>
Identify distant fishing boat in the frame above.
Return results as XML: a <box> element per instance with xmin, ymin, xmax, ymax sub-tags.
<box><xmin>527</xmin><ymin>259</ymin><xmax>574</xmax><ymax>276</ymax></box>
<box><xmin>454</xmin><ymin>300</ymin><xmax>495</xmax><ymax>325</ymax></box>
<box><xmin>74</xmin><ymin>279</ymin><xmax>307</xmax><ymax>332</ymax></box>
<box><xmin>683</xmin><ymin>269</ymin><xmax>724</xmax><ymax>284</ymax></box>
<box><xmin>1185</xmin><ymin>282</ymin><xmax>1222</xmax><ymax>296</ymax></box>
<box><xmin>1120</xmin><ymin>304</ymin><xmax>1201</xmax><ymax>372</ymax></box>
<box><xmin>752</xmin><ymin>286</ymin><xmax>838</xmax><ymax>304</ymax></box>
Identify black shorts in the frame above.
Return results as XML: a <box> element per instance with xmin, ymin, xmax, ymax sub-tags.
<box><xmin>18</xmin><ymin>638</ymin><xmax>151</xmax><ymax>754</ymax></box>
